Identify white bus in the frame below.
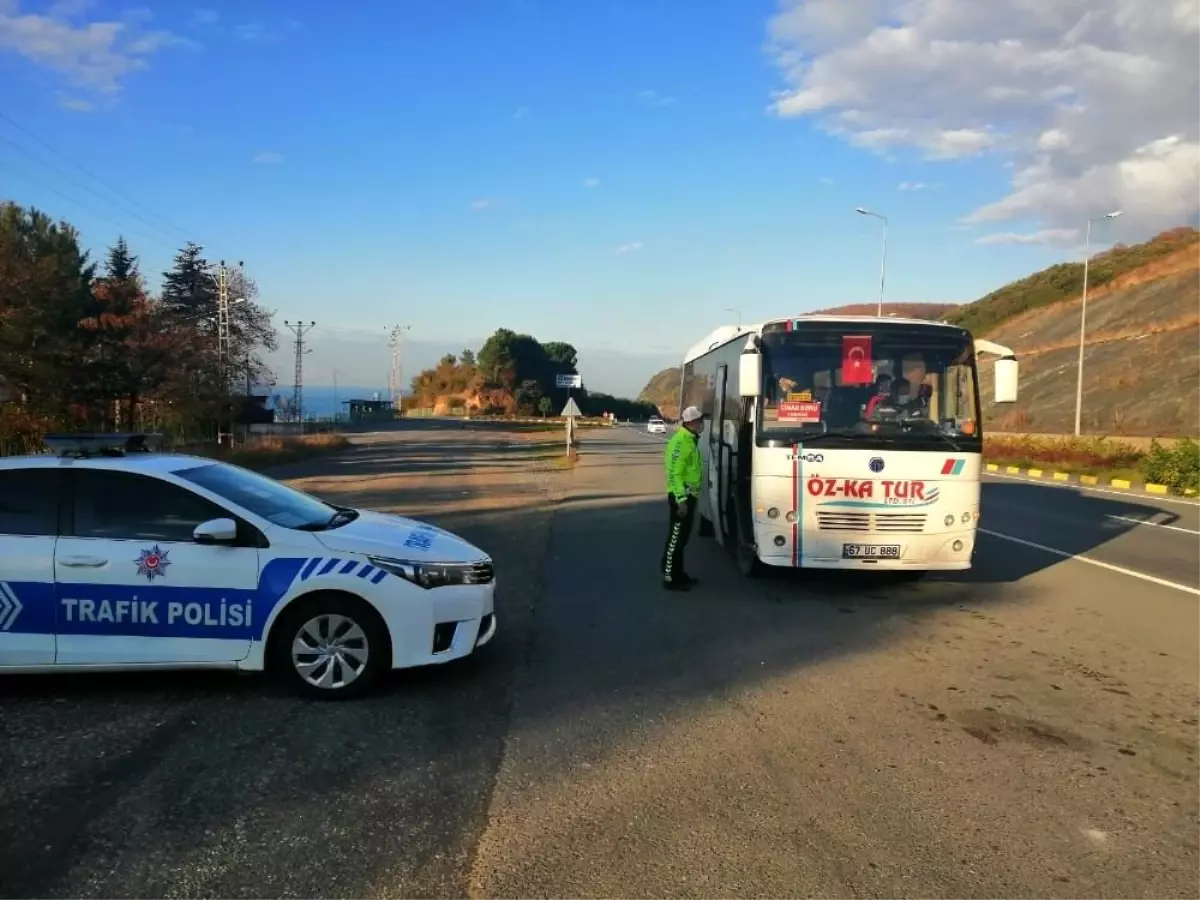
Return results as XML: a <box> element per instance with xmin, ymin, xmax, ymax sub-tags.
<box><xmin>680</xmin><ymin>315</ymin><xmax>1019</xmax><ymax>577</ymax></box>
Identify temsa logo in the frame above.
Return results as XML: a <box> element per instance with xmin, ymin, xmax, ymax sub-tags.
<box><xmin>806</xmin><ymin>478</ymin><xmax>929</xmax><ymax>501</ymax></box>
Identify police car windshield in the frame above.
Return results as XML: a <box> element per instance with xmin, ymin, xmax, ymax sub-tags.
<box><xmin>176</xmin><ymin>463</ymin><xmax>337</xmax><ymax>530</ymax></box>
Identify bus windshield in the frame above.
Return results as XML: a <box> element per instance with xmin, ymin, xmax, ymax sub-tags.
<box><xmin>757</xmin><ymin>321</ymin><xmax>979</xmax><ymax>446</ymax></box>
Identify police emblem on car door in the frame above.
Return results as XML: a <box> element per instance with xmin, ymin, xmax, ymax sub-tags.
<box><xmin>54</xmin><ymin>469</ymin><xmax>261</xmax><ymax>665</ymax></box>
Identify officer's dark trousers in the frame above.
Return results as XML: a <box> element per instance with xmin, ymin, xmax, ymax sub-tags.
<box><xmin>661</xmin><ymin>495</ymin><xmax>695</xmax><ymax>582</ymax></box>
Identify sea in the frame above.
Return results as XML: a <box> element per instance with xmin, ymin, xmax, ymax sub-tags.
<box><xmin>264</xmin><ymin>385</ymin><xmax>396</xmax><ymax>419</ymax></box>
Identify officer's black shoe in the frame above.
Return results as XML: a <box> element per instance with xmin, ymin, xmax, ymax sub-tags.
<box><xmin>679</xmin><ymin>573</ymin><xmax>698</xmax><ymax>586</ymax></box>
<box><xmin>662</xmin><ymin>578</ymin><xmax>690</xmax><ymax>591</ymax></box>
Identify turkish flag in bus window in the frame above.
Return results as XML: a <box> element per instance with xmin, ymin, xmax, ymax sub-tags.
<box><xmin>841</xmin><ymin>335</ymin><xmax>873</xmax><ymax>385</ymax></box>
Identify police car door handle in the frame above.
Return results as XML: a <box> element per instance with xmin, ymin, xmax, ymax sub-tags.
<box><xmin>58</xmin><ymin>555</ymin><xmax>109</xmax><ymax>568</ymax></box>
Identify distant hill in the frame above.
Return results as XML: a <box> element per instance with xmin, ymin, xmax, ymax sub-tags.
<box><xmin>638</xmin><ymin>366</ymin><xmax>682</xmax><ymax>420</ymax></box>
<box><xmin>948</xmin><ymin>227</ymin><xmax>1199</xmax><ymax>337</ymax></box>
<box><xmin>974</xmin><ymin>230</ymin><xmax>1198</xmax><ymax>436</ymax></box>
<box><xmin>813</xmin><ymin>302</ymin><xmax>960</xmax><ymax>319</ymax></box>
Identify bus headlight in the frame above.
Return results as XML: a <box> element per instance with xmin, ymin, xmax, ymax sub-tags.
<box><xmin>961</xmin><ymin>511</ymin><xmax>971</xmax><ymax>524</ymax></box>
<box><xmin>785</xmin><ymin>511</ymin><xmax>797</xmax><ymax>523</ymax></box>
<box><xmin>944</xmin><ymin>514</ymin><xmax>955</xmax><ymax>526</ymax></box>
<box><xmin>952</xmin><ymin>540</ymin><xmax>964</xmax><ymax>552</ymax></box>
<box><xmin>767</xmin><ymin>507</ymin><xmax>780</xmax><ymax>519</ymax></box>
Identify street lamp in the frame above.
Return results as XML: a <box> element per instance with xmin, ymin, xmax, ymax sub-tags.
<box><xmin>724</xmin><ymin>307</ymin><xmax>742</xmax><ymax>328</ymax></box>
<box><xmin>855</xmin><ymin>207</ymin><xmax>888</xmax><ymax>317</ymax></box>
<box><xmin>1073</xmin><ymin>210</ymin><xmax>1123</xmax><ymax>436</ymax></box>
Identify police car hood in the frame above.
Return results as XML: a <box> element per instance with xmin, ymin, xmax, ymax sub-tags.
<box><xmin>311</xmin><ymin>510</ymin><xmax>487</xmax><ymax>562</ymax></box>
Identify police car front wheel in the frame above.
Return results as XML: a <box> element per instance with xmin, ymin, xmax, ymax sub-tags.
<box><xmin>270</xmin><ymin>593</ymin><xmax>390</xmax><ymax>700</ymax></box>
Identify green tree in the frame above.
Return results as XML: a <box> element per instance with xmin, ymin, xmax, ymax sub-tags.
<box><xmin>477</xmin><ymin>328</ymin><xmax>519</xmax><ymax>388</ymax></box>
<box><xmin>158</xmin><ymin>243</ymin><xmax>278</xmax><ymax>426</ymax></box>
<box><xmin>541</xmin><ymin>341</ymin><xmax>578</xmax><ymax>368</ymax></box>
<box><xmin>0</xmin><ymin>202</ymin><xmax>98</xmax><ymax>420</ymax></box>
<box><xmin>460</xmin><ymin>348</ymin><xmax>476</xmax><ymax>366</ymax></box>
<box><xmin>514</xmin><ymin>378</ymin><xmax>543</xmax><ymax>415</ymax></box>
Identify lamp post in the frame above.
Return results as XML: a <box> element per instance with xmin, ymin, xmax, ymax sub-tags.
<box><xmin>855</xmin><ymin>207</ymin><xmax>888</xmax><ymax>317</ymax></box>
<box><xmin>1073</xmin><ymin>210</ymin><xmax>1123</xmax><ymax>436</ymax></box>
<box><xmin>724</xmin><ymin>307</ymin><xmax>742</xmax><ymax>328</ymax></box>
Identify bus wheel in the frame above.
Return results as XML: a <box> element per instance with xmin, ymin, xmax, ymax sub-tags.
<box><xmin>698</xmin><ymin>513</ymin><xmax>714</xmax><ymax>538</ymax></box>
<box><xmin>729</xmin><ymin>504</ymin><xmax>761</xmax><ymax>578</ymax></box>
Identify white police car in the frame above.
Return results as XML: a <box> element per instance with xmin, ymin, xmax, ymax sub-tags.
<box><xmin>647</xmin><ymin>417</ymin><xmax>666</xmax><ymax>434</ymax></box>
<box><xmin>0</xmin><ymin>433</ymin><xmax>496</xmax><ymax>700</ymax></box>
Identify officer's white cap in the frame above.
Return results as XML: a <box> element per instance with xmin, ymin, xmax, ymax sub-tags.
<box><xmin>681</xmin><ymin>406</ymin><xmax>703</xmax><ymax>423</ymax></box>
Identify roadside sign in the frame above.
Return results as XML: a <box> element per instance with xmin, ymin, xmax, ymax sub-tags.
<box><xmin>560</xmin><ymin>397</ymin><xmax>582</xmax><ymax>418</ymax></box>
<box><xmin>555</xmin><ymin>373</ymin><xmax>582</xmax><ymax>389</ymax></box>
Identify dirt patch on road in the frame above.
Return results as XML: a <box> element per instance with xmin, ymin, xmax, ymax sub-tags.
<box><xmin>275</xmin><ymin>429</ymin><xmax>566</xmax><ymax>519</ymax></box>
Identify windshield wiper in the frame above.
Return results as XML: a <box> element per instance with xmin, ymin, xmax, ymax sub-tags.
<box><xmin>793</xmin><ymin>429</ymin><xmax>862</xmax><ymax>444</ymax></box>
<box><xmin>325</xmin><ymin>508</ymin><xmax>360</xmax><ymax>529</ymax></box>
<box><xmin>294</xmin><ymin>508</ymin><xmax>360</xmax><ymax>531</ymax></box>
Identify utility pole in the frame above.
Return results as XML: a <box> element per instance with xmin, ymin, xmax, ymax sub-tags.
<box><xmin>332</xmin><ymin>367</ymin><xmax>340</xmax><ymax>423</ymax></box>
<box><xmin>284</xmin><ymin>320</ymin><xmax>316</xmax><ymax>431</ymax></box>
<box><xmin>387</xmin><ymin>324</ymin><xmax>411</xmax><ymax>410</ymax></box>
<box><xmin>211</xmin><ymin>259</ymin><xmax>243</xmax><ymax>447</ymax></box>
<box><xmin>1074</xmin><ymin>210</ymin><xmax>1123</xmax><ymax>436</ymax></box>
<box><xmin>855</xmin><ymin>208</ymin><xmax>888</xmax><ymax>316</ymax></box>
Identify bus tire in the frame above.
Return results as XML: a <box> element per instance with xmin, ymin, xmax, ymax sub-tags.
<box><xmin>728</xmin><ymin>502</ymin><xmax>762</xmax><ymax>578</ymax></box>
<box><xmin>698</xmin><ymin>513</ymin><xmax>715</xmax><ymax>537</ymax></box>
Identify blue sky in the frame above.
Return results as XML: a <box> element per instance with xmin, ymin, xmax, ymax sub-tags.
<box><xmin>0</xmin><ymin>0</ymin><xmax>1195</xmax><ymax>395</ymax></box>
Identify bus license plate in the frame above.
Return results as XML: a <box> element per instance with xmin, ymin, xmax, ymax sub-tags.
<box><xmin>842</xmin><ymin>543</ymin><xmax>901</xmax><ymax>559</ymax></box>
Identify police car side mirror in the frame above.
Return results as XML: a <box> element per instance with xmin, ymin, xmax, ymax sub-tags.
<box><xmin>194</xmin><ymin>517</ymin><xmax>238</xmax><ymax>545</ymax></box>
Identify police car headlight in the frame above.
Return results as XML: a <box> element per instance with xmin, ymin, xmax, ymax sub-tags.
<box><xmin>368</xmin><ymin>556</ymin><xmax>494</xmax><ymax>589</ymax></box>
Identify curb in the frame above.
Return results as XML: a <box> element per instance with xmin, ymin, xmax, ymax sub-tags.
<box><xmin>985</xmin><ymin>462</ymin><xmax>1180</xmax><ymax>497</ymax></box>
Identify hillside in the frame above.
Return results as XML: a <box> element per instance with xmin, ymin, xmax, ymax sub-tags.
<box><xmin>638</xmin><ymin>367</ymin><xmax>682</xmax><ymax>419</ymax></box>
<box><xmin>813</xmin><ymin>302</ymin><xmax>960</xmax><ymax>319</ymax></box>
<box><xmin>948</xmin><ymin>227</ymin><xmax>1199</xmax><ymax>336</ymax></box>
<box><xmin>976</xmin><ymin>237</ymin><xmax>1199</xmax><ymax>436</ymax></box>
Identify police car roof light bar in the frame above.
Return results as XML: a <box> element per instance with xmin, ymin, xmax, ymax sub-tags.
<box><xmin>42</xmin><ymin>433</ymin><xmax>165</xmax><ymax>457</ymax></box>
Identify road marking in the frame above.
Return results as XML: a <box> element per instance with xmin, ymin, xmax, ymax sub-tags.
<box><xmin>985</xmin><ymin>471</ymin><xmax>1200</xmax><ymax>508</ymax></box>
<box><xmin>1104</xmin><ymin>514</ymin><xmax>1200</xmax><ymax>535</ymax></box>
<box><xmin>978</xmin><ymin>528</ymin><xmax>1200</xmax><ymax>596</ymax></box>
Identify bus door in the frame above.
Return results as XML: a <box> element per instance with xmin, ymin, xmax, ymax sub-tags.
<box><xmin>707</xmin><ymin>364</ymin><xmax>729</xmax><ymax>542</ymax></box>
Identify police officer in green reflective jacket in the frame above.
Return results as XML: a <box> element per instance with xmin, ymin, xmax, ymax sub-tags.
<box><xmin>661</xmin><ymin>405</ymin><xmax>704</xmax><ymax>591</ymax></box>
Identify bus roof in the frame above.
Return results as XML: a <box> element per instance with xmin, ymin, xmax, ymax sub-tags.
<box><xmin>682</xmin><ymin>314</ymin><xmax>964</xmax><ymax>365</ymax></box>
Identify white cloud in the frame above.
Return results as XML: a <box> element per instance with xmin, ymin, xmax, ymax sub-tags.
<box><xmin>58</xmin><ymin>95</ymin><xmax>94</xmax><ymax>111</ymax></box>
<box><xmin>766</xmin><ymin>0</ymin><xmax>1200</xmax><ymax>237</ymax></box>
<box><xmin>0</xmin><ymin>0</ymin><xmax>189</xmax><ymax>93</ymax></box>
<box><xmin>583</xmin><ymin>177</ymin><xmax>599</xmax><ymax>188</ymax></box>
<box><xmin>637</xmin><ymin>89</ymin><xmax>676</xmax><ymax>107</ymax></box>
<box><xmin>513</xmin><ymin>105</ymin><xmax>529</xmax><ymax>120</ymax></box>
<box><xmin>974</xmin><ymin>228</ymin><xmax>1080</xmax><ymax>246</ymax></box>
<box><xmin>819</xmin><ymin>176</ymin><xmax>834</xmax><ymax>185</ymax></box>
<box><xmin>252</xmin><ymin>150</ymin><xmax>284</xmax><ymax>164</ymax></box>
<box><xmin>189</xmin><ymin>9</ymin><xmax>218</xmax><ymax>27</ymax></box>
<box><xmin>469</xmin><ymin>199</ymin><xmax>494</xmax><ymax>211</ymax></box>
<box><xmin>615</xmin><ymin>241</ymin><xmax>644</xmax><ymax>253</ymax></box>
<box><xmin>897</xmin><ymin>181</ymin><xmax>926</xmax><ymax>191</ymax></box>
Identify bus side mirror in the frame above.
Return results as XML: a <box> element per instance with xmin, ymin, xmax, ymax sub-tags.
<box><xmin>994</xmin><ymin>357</ymin><xmax>1018</xmax><ymax>403</ymax></box>
<box><xmin>739</xmin><ymin>353</ymin><xmax>761</xmax><ymax>398</ymax></box>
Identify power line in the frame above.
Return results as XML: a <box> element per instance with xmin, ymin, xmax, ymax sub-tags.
<box><xmin>0</xmin><ymin>131</ymin><xmax>187</xmax><ymax>248</ymax></box>
<box><xmin>0</xmin><ymin>158</ymin><xmax>183</xmax><ymax>253</ymax></box>
<box><xmin>0</xmin><ymin>109</ymin><xmax>203</xmax><ymax>248</ymax></box>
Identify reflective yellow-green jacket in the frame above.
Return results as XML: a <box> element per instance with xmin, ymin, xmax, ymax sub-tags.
<box><xmin>664</xmin><ymin>427</ymin><xmax>702</xmax><ymax>501</ymax></box>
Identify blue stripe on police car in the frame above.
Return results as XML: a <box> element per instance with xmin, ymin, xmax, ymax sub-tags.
<box><xmin>0</xmin><ymin>582</ymin><xmax>23</xmax><ymax>631</ymax></box>
<box><xmin>2</xmin><ymin>555</ymin><xmax>391</xmax><ymax>642</ymax></box>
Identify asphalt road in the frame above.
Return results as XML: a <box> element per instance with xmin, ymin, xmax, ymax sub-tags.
<box><xmin>1</xmin><ymin>425</ymin><xmax>1196</xmax><ymax>899</ymax></box>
